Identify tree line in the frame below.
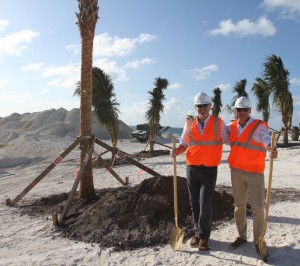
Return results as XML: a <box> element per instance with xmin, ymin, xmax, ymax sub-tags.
<box><xmin>75</xmin><ymin>54</ymin><xmax>295</xmax><ymax>155</ymax></box>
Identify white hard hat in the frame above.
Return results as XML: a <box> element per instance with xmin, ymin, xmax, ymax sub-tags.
<box><xmin>194</xmin><ymin>92</ymin><xmax>211</xmax><ymax>105</ymax></box>
<box><xmin>234</xmin><ymin>96</ymin><xmax>252</xmax><ymax>108</ymax></box>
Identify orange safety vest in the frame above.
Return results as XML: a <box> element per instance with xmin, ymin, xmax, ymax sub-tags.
<box><xmin>228</xmin><ymin>119</ymin><xmax>267</xmax><ymax>173</ymax></box>
<box><xmin>185</xmin><ymin>115</ymin><xmax>223</xmax><ymax>166</ymax></box>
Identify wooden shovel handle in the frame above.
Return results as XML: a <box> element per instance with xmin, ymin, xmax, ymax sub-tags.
<box><xmin>264</xmin><ymin>132</ymin><xmax>276</xmax><ymax>219</ymax></box>
<box><xmin>172</xmin><ymin>139</ymin><xmax>179</xmax><ymax>228</ymax></box>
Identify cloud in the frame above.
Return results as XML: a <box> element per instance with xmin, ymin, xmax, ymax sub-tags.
<box><xmin>43</xmin><ymin>64</ymin><xmax>80</xmax><ymax>87</ymax></box>
<box><xmin>164</xmin><ymin>97</ymin><xmax>179</xmax><ymax>113</ymax></box>
<box><xmin>22</xmin><ymin>62</ymin><xmax>80</xmax><ymax>88</ymax></box>
<box><xmin>263</xmin><ymin>0</ymin><xmax>300</xmax><ymax>18</ymax></box>
<box><xmin>61</xmin><ymin>33</ymin><xmax>157</xmax><ymax>83</ymax></box>
<box><xmin>37</xmin><ymin>88</ymin><xmax>50</xmax><ymax>94</ymax></box>
<box><xmin>21</xmin><ymin>32</ymin><xmax>157</xmax><ymax>87</ymax></box>
<box><xmin>65</xmin><ymin>44</ymin><xmax>80</xmax><ymax>54</ymax></box>
<box><xmin>192</xmin><ymin>64</ymin><xmax>218</xmax><ymax>80</ymax></box>
<box><xmin>120</xmin><ymin>100</ymin><xmax>148</xmax><ymax>124</ymax></box>
<box><xmin>290</xmin><ymin>77</ymin><xmax>300</xmax><ymax>86</ymax></box>
<box><xmin>168</xmin><ymin>83</ymin><xmax>183</xmax><ymax>90</ymax></box>
<box><xmin>0</xmin><ymin>79</ymin><xmax>8</xmax><ymax>88</ymax></box>
<box><xmin>0</xmin><ymin>19</ymin><xmax>9</xmax><ymax>31</ymax></box>
<box><xmin>93</xmin><ymin>32</ymin><xmax>157</xmax><ymax>57</ymax></box>
<box><xmin>124</xmin><ymin>58</ymin><xmax>155</xmax><ymax>69</ymax></box>
<box><xmin>0</xmin><ymin>92</ymin><xmax>31</xmax><ymax>103</ymax></box>
<box><xmin>22</xmin><ymin>62</ymin><xmax>44</xmax><ymax>72</ymax></box>
<box><xmin>216</xmin><ymin>83</ymin><xmax>232</xmax><ymax>93</ymax></box>
<box><xmin>94</xmin><ymin>58</ymin><xmax>128</xmax><ymax>81</ymax></box>
<box><xmin>0</xmin><ymin>29</ymin><xmax>39</xmax><ymax>56</ymax></box>
<box><xmin>137</xmin><ymin>33</ymin><xmax>157</xmax><ymax>43</ymax></box>
<box><xmin>209</xmin><ymin>16</ymin><xmax>276</xmax><ymax>37</ymax></box>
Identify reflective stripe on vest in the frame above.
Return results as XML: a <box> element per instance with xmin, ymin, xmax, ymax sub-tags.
<box><xmin>230</xmin><ymin>120</ymin><xmax>266</xmax><ymax>154</ymax></box>
<box><xmin>228</xmin><ymin>119</ymin><xmax>267</xmax><ymax>173</ymax></box>
<box><xmin>185</xmin><ymin>115</ymin><xmax>223</xmax><ymax>166</ymax></box>
<box><xmin>187</xmin><ymin>116</ymin><xmax>223</xmax><ymax>147</ymax></box>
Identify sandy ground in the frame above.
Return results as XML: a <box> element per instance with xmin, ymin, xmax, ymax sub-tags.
<box><xmin>0</xmin><ymin>132</ymin><xmax>300</xmax><ymax>265</ymax></box>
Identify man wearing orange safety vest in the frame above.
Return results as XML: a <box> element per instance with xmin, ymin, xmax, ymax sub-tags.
<box><xmin>225</xmin><ymin>96</ymin><xmax>278</xmax><ymax>255</ymax></box>
<box><xmin>171</xmin><ymin>92</ymin><xmax>227</xmax><ymax>251</ymax></box>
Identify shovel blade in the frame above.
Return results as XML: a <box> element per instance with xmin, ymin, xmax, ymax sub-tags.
<box><xmin>258</xmin><ymin>238</ymin><xmax>268</xmax><ymax>262</ymax></box>
<box><xmin>170</xmin><ymin>227</ymin><xmax>184</xmax><ymax>251</ymax></box>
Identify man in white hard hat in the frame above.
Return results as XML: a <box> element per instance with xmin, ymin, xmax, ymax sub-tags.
<box><xmin>171</xmin><ymin>92</ymin><xmax>227</xmax><ymax>251</ymax></box>
<box><xmin>225</xmin><ymin>96</ymin><xmax>278</xmax><ymax>258</ymax></box>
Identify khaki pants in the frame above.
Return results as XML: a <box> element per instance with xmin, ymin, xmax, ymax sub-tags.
<box><xmin>231</xmin><ymin>167</ymin><xmax>265</xmax><ymax>243</ymax></box>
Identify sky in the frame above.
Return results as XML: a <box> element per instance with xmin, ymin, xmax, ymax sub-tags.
<box><xmin>0</xmin><ymin>0</ymin><xmax>300</xmax><ymax>129</ymax></box>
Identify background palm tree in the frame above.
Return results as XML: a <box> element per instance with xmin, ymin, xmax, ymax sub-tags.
<box><xmin>230</xmin><ymin>79</ymin><xmax>248</xmax><ymax>108</ymax></box>
<box><xmin>75</xmin><ymin>67</ymin><xmax>120</xmax><ymax>149</ymax></box>
<box><xmin>252</xmin><ymin>77</ymin><xmax>271</xmax><ymax>123</ymax></box>
<box><xmin>146</xmin><ymin>77</ymin><xmax>169</xmax><ymax>154</ymax></box>
<box><xmin>76</xmin><ymin>0</ymin><xmax>98</xmax><ymax>199</ymax></box>
<box><xmin>263</xmin><ymin>54</ymin><xmax>293</xmax><ymax>145</ymax></box>
<box><xmin>212</xmin><ymin>87</ymin><xmax>222</xmax><ymax>116</ymax></box>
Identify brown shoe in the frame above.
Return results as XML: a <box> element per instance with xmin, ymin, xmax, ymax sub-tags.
<box><xmin>230</xmin><ymin>237</ymin><xmax>247</xmax><ymax>250</ymax></box>
<box><xmin>199</xmin><ymin>239</ymin><xmax>210</xmax><ymax>251</ymax></box>
<box><xmin>190</xmin><ymin>236</ymin><xmax>200</xmax><ymax>247</ymax></box>
<box><xmin>255</xmin><ymin>244</ymin><xmax>260</xmax><ymax>255</ymax></box>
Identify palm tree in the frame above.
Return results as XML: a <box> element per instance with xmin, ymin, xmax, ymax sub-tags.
<box><xmin>212</xmin><ymin>87</ymin><xmax>222</xmax><ymax>116</ymax></box>
<box><xmin>263</xmin><ymin>54</ymin><xmax>292</xmax><ymax>145</ymax></box>
<box><xmin>146</xmin><ymin>77</ymin><xmax>169</xmax><ymax>154</ymax></box>
<box><xmin>76</xmin><ymin>0</ymin><xmax>99</xmax><ymax>199</ymax></box>
<box><xmin>75</xmin><ymin>67</ymin><xmax>120</xmax><ymax>149</ymax></box>
<box><xmin>230</xmin><ymin>79</ymin><xmax>248</xmax><ymax>108</ymax></box>
<box><xmin>252</xmin><ymin>77</ymin><xmax>271</xmax><ymax>123</ymax></box>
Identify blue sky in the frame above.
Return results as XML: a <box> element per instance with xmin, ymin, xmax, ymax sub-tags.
<box><xmin>0</xmin><ymin>0</ymin><xmax>300</xmax><ymax>129</ymax></box>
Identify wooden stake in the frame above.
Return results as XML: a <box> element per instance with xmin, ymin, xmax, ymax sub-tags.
<box><xmin>52</xmin><ymin>212</ymin><xmax>58</xmax><ymax>225</ymax></box>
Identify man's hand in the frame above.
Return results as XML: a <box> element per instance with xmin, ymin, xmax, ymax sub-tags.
<box><xmin>268</xmin><ymin>146</ymin><xmax>278</xmax><ymax>159</ymax></box>
<box><xmin>170</xmin><ymin>148</ymin><xmax>178</xmax><ymax>158</ymax></box>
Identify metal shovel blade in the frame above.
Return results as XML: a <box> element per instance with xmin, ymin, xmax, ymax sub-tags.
<box><xmin>258</xmin><ymin>238</ymin><xmax>268</xmax><ymax>262</ymax></box>
<box><xmin>170</xmin><ymin>226</ymin><xmax>184</xmax><ymax>251</ymax></box>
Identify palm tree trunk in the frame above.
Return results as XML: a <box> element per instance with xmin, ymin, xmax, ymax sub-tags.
<box><xmin>149</xmin><ymin>122</ymin><xmax>155</xmax><ymax>154</ymax></box>
<box><xmin>77</xmin><ymin>0</ymin><xmax>98</xmax><ymax>199</ymax></box>
<box><xmin>79</xmin><ymin>37</ymin><xmax>95</xmax><ymax>199</ymax></box>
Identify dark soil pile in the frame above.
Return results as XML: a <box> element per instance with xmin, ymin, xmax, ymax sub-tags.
<box><xmin>19</xmin><ymin>176</ymin><xmax>300</xmax><ymax>251</ymax></box>
<box><xmin>19</xmin><ymin>176</ymin><xmax>234</xmax><ymax>250</ymax></box>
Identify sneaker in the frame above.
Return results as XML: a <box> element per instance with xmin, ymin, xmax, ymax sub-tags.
<box><xmin>230</xmin><ymin>237</ymin><xmax>247</xmax><ymax>250</ymax></box>
<box><xmin>199</xmin><ymin>239</ymin><xmax>210</xmax><ymax>251</ymax></box>
<box><xmin>190</xmin><ymin>236</ymin><xmax>200</xmax><ymax>247</ymax></box>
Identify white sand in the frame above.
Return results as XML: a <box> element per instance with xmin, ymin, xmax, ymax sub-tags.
<box><xmin>0</xmin><ymin>109</ymin><xmax>300</xmax><ymax>266</ymax></box>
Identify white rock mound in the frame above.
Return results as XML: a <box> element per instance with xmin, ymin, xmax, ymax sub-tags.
<box><xmin>0</xmin><ymin>108</ymin><xmax>133</xmax><ymax>143</ymax></box>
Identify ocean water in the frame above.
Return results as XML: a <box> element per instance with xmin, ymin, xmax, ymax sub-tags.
<box><xmin>129</xmin><ymin>126</ymin><xmax>183</xmax><ymax>136</ymax></box>
<box><xmin>164</xmin><ymin>127</ymin><xmax>183</xmax><ymax>136</ymax></box>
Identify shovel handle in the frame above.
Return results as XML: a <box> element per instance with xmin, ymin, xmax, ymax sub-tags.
<box><xmin>264</xmin><ymin>132</ymin><xmax>276</xmax><ymax>219</ymax></box>
<box><xmin>172</xmin><ymin>139</ymin><xmax>179</xmax><ymax>228</ymax></box>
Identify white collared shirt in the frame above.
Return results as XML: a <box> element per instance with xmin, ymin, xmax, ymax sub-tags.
<box><xmin>179</xmin><ymin>115</ymin><xmax>227</xmax><ymax>148</ymax></box>
<box><xmin>224</xmin><ymin>117</ymin><xmax>271</xmax><ymax>149</ymax></box>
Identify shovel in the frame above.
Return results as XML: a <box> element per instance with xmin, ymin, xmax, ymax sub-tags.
<box><xmin>170</xmin><ymin>138</ymin><xmax>184</xmax><ymax>251</ymax></box>
<box><xmin>258</xmin><ymin>132</ymin><xmax>276</xmax><ymax>262</ymax></box>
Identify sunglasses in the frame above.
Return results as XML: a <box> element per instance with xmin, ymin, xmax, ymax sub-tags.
<box><xmin>236</xmin><ymin>108</ymin><xmax>250</xmax><ymax>112</ymax></box>
<box><xmin>196</xmin><ymin>104</ymin><xmax>209</xmax><ymax>109</ymax></box>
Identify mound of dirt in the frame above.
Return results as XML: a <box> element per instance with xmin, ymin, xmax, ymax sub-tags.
<box><xmin>19</xmin><ymin>176</ymin><xmax>234</xmax><ymax>250</ymax></box>
<box><xmin>18</xmin><ymin>176</ymin><xmax>300</xmax><ymax>251</ymax></box>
